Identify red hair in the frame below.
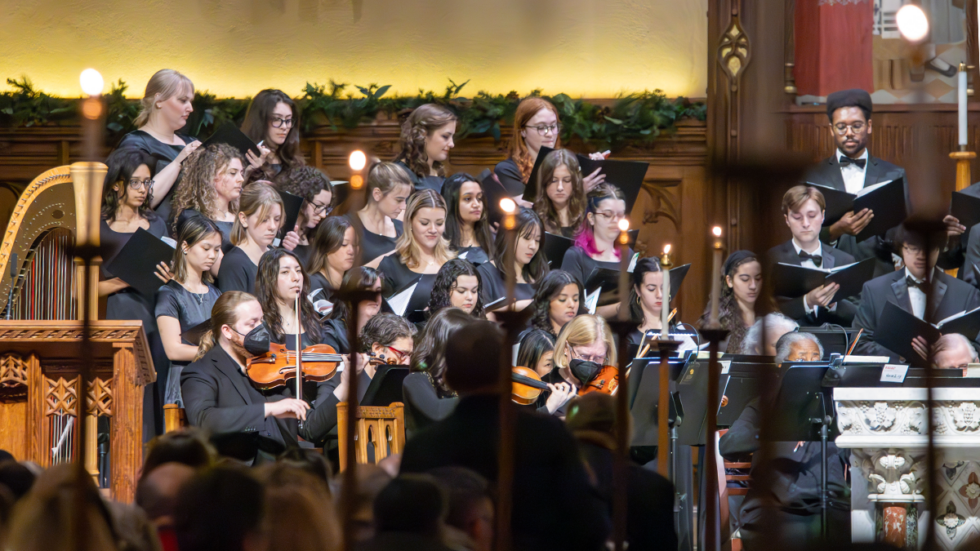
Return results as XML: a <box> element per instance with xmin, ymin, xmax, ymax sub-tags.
<box><xmin>509</xmin><ymin>98</ymin><xmax>562</xmax><ymax>184</ymax></box>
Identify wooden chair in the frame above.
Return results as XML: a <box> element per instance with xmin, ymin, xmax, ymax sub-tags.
<box><xmin>162</xmin><ymin>404</ymin><xmax>188</xmax><ymax>434</ymax></box>
<box><xmin>715</xmin><ymin>429</ymin><xmax>751</xmax><ymax>551</ymax></box>
<box><xmin>336</xmin><ymin>402</ymin><xmax>406</xmax><ymax>471</ymax></box>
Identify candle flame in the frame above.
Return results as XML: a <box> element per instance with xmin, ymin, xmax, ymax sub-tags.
<box><xmin>712</xmin><ymin>226</ymin><xmax>722</xmax><ymax>237</ymax></box>
<box><xmin>350</xmin><ymin>174</ymin><xmax>364</xmax><ymax>189</ymax></box>
<box><xmin>663</xmin><ymin>244</ymin><xmax>671</xmax><ymax>254</ymax></box>
<box><xmin>348</xmin><ymin>150</ymin><xmax>367</xmax><ymax>171</ymax></box>
<box><xmin>617</xmin><ymin>218</ymin><xmax>630</xmax><ymax>232</ymax></box>
<box><xmin>499</xmin><ymin>198</ymin><xmax>516</xmax><ymax>214</ymax></box>
<box><xmin>79</xmin><ymin>69</ymin><xmax>104</xmax><ymax>96</ymax></box>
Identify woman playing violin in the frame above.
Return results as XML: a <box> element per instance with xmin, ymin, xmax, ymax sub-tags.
<box><xmin>514</xmin><ymin>329</ymin><xmax>576</xmax><ymax>416</ymax></box>
<box><xmin>551</xmin><ymin>315</ymin><xmax>618</xmax><ymax>414</ymax></box>
<box><xmin>254</xmin><ymin>248</ymin><xmax>321</xmax><ymax>350</ymax></box>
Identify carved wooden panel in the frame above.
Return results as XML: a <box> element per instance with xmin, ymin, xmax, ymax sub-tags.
<box><xmin>0</xmin><ymin>353</ymin><xmax>28</xmax><ymax>400</ymax></box>
<box><xmin>86</xmin><ymin>377</ymin><xmax>112</xmax><ymax>417</ymax></box>
<box><xmin>44</xmin><ymin>375</ymin><xmax>79</xmax><ymax>417</ymax></box>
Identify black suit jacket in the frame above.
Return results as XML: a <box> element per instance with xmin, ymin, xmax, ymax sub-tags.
<box><xmin>852</xmin><ymin>268</ymin><xmax>980</xmax><ymax>360</ymax></box>
<box><xmin>765</xmin><ymin>240</ymin><xmax>858</xmax><ymax>325</ymax></box>
<box><xmin>400</xmin><ymin>395</ymin><xmax>611</xmax><ymax>551</ymax></box>
<box><xmin>181</xmin><ymin>345</ymin><xmax>297</xmax><ymax>460</ymax></box>
<box><xmin>805</xmin><ymin>154</ymin><xmax>908</xmax><ymax>277</ymax></box>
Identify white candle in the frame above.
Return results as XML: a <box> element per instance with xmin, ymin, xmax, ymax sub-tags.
<box><xmin>617</xmin><ymin>219</ymin><xmax>630</xmax><ymax>321</ymax></box>
<box><xmin>959</xmin><ymin>62</ymin><xmax>968</xmax><ymax>147</ymax></box>
<box><xmin>709</xmin><ymin>227</ymin><xmax>723</xmax><ymax>327</ymax></box>
<box><xmin>661</xmin><ymin>245</ymin><xmax>671</xmax><ymax>337</ymax></box>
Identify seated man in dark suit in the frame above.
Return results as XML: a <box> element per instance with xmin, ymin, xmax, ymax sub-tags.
<box><xmin>720</xmin><ymin>331</ymin><xmax>849</xmax><ymax>550</ymax></box>
<box><xmin>180</xmin><ymin>291</ymin><xmax>310</xmax><ymax>463</ymax></box>
<box><xmin>852</xmin><ymin>223</ymin><xmax>980</xmax><ymax>361</ymax></box>
<box><xmin>767</xmin><ymin>184</ymin><xmax>858</xmax><ymax>326</ymax></box>
<box><xmin>805</xmin><ymin>89</ymin><xmax>909</xmax><ymax>278</ymax></box>
<box><xmin>399</xmin><ymin>320</ymin><xmax>610</xmax><ymax>551</ymax></box>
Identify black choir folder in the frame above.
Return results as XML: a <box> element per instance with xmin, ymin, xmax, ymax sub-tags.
<box><xmin>277</xmin><ymin>190</ymin><xmax>305</xmax><ymax>236</ymax></box>
<box><xmin>951</xmin><ymin>190</ymin><xmax>980</xmax><ymax>230</ymax></box>
<box><xmin>522</xmin><ymin>146</ymin><xmax>648</xmax><ymax>213</ymax></box>
<box><xmin>105</xmin><ymin>228</ymin><xmax>175</xmax><ymax>299</ymax></box>
<box><xmin>876</xmin><ymin>301</ymin><xmax>980</xmax><ymax>365</ymax></box>
<box><xmin>772</xmin><ymin>258</ymin><xmax>875</xmax><ymax>299</ymax></box>
<box><xmin>585</xmin><ymin>263</ymin><xmax>690</xmax><ymax>307</ymax></box>
<box><xmin>812</xmin><ymin>177</ymin><xmax>907</xmax><ymax>242</ymax></box>
<box><xmin>200</xmin><ymin>122</ymin><xmax>261</xmax><ymax>159</ymax></box>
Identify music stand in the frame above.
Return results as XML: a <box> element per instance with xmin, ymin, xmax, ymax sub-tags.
<box><xmin>716</xmin><ymin>360</ymin><xmax>779</xmax><ymax>427</ymax></box>
<box><xmin>674</xmin><ymin>361</ymin><xmax>731</xmax><ymax>447</ymax></box>
<box><xmin>360</xmin><ymin>365</ymin><xmax>410</xmax><ymax>407</ymax></box>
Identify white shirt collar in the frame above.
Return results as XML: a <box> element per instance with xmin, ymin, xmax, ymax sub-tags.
<box><xmin>792</xmin><ymin>238</ymin><xmax>822</xmax><ymax>256</ymax></box>
<box><xmin>838</xmin><ymin>148</ymin><xmax>869</xmax><ymax>164</ymax></box>
<box><xmin>904</xmin><ymin>267</ymin><xmax>926</xmax><ymax>285</ymax></box>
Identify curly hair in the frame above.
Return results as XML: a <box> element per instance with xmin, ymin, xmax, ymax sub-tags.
<box><xmin>101</xmin><ymin>147</ymin><xmax>157</xmax><ymax>221</ymax></box>
<box><xmin>395</xmin><ymin>190</ymin><xmax>456</xmax><ymax>270</ymax></box>
<box><xmin>276</xmin><ymin>165</ymin><xmax>333</xmax><ymax>206</ymax></box>
<box><xmin>509</xmin><ymin>97</ymin><xmax>562</xmax><ymax>183</ymax></box>
<box><xmin>170</xmin><ymin>143</ymin><xmax>242</xmax><ymax>233</ymax></box>
<box><xmin>696</xmin><ymin>250</ymin><xmax>767</xmax><ymax>353</ymax></box>
<box><xmin>534</xmin><ymin>149</ymin><xmax>586</xmax><ymax>235</ymax></box>
<box><xmin>359</xmin><ymin>312</ymin><xmax>417</xmax><ymax>353</ymax></box>
<box><xmin>409</xmin><ymin>307</ymin><xmax>473</xmax><ymax>397</ymax></box>
<box><xmin>427</xmin><ymin>258</ymin><xmax>485</xmax><ymax>318</ymax></box>
<box><xmin>395</xmin><ymin>104</ymin><xmax>457</xmax><ymax>180</ymax></box>
<box><xmin>254</xmin><ymin>248</ymin><xmax>321</xmax><ymax>344</ymax></box>
<box><xmin>529</xmin><ymin>270</ymin><xmax>582</xmax><ymax>337</ymax></box>
<box><xmin>441</xmin><ymin>173</ymin><xmax>495</xmax><ymax>257</ymax></box>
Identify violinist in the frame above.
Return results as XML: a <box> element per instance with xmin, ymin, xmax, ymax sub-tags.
<box><xmin>552</xmin><ymin>315</ymin><xmax>618</xmax><ymax>409</ymax></box>
<box><xmin>321</xmin><ymin>267</ymin><xmax>384</xmax><ymax>354</ymax></box>
<box><xmin>253</xmin><ymin>249</ymin><xmax>321</xmax><ymax>350</ymax></box>
<box><xmin>377</xmin><ymin>189</ymin><xmax>456</xmax><ymax>292</ymax></box>
<box><xmin>441</xmin><ymin>173</ymin><xmax>495</xmax><ymax>265</ymax></box>
<box><xmin>477</xmin><ymin>208</ymin><xmax>549</xmax><ymax>310</ymax></box>
<box><xmin>527</xmin><ymin>270</ymin><xmax>583</xmax><ymax>339</ymax></box>
<box><xmin>515</xmin><ymin>329</ymin><xmax>576</xmax><ymax>415</ymax></box>
<box><xmin>180</xmin><ymin>291</ymin><xmax>309</xmax><ymax>464</ymax></box>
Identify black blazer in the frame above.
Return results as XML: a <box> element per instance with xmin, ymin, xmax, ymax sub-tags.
<box><xmin>938</xmin><ymin>182</ymin><xmax>980</xmax><ymax>278</ymax></box>
<box><xmin>180</xmin><ymin>345</ymin><xmax>297</xmax><ymax>459</ymax></box>
<box><xmin>852</xmin><ymin>268</ymin><xmax>980</xmax><ymax>360</ymax></box>
<box><xmin>400</xmin><ymin>395</ymin><xmax>611</xmax><ymax>551</ymax></box>
<box><xmin>765</xmin><ymin>240</ymin><xmax>858</xmax><ymax>325</ymax></box>
<box><xmin>805</xmin><ymin>154</ymin><xmax>908</xmax><ymax>278</ymax></box>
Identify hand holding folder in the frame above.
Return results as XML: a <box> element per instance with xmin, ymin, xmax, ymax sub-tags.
<box><xmin>816</xmin><ymin>177</ymin><xmax>907</xmax><ymax>241</ymax></box>
<box><xmin>772</xmin><ymin>258</ymin><xmax>875</xmax><ymax>300</ymax></box>
<box><xmin>105</xmin><ymin>228</ymin><xmax>176</xmax><ymax>299</ymax></box>
<box><xmin>876</xmin><ymin>301</ymin><xmax>980</xmax><ymax>366</ymax></box>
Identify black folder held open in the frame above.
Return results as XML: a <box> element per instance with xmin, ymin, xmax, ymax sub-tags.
<box><xmin>876</xmin><ymin>300</ymin><xmax>980</xmax><ymax>365</ymax></box>
<box><xmin>105</xmin><ymin>228</ymin><xmax>175</xmax><ymax>299</ymax></box>
<box><xmin>522</xmin><ymin>146</ymin><xmax>648</xmax><ymax>213</ymax></box>
<box><xmin>813</xmin><ymin>177</ymin><xmax>907</xmax><ymax>241</ymax></box>
<box><xmin>772</xmin><ymin>257</ymin><xmax>875</xmax><ymax>299</ymax></box>
<box><xmin>951</xmin><ymin>190</ymin><xmax>980</xmax><ymax>230</ymax></box>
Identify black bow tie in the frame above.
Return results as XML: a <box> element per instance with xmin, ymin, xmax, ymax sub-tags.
<box><xmin>906</xmin><ymin>276</ymin><xmax>927</xmax><ymax>291</ymax></box>
<box><xmin>799</xmin><ymin>250</ymin><xmax>822</xmax><ymax>267</ymax></box>
<box><xmin>839</xmin><ymin>156</ymin><xmax>867</xmax><ymax>169</ymax></box>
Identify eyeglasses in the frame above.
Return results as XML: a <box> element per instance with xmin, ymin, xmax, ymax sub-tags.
<box><xmin>832</xmin><ymin>122</ymin><xmax>865</xmax><ymax>135</ymax></box>
<box><xmin>127</xmin><ymin>178</ymin><xmax>153</xmax><ymax>190</ymax></box>
<box><xmin>386</xmin><ymin>345</ymin><xmax>411</xmax><ymax>362</ymax></box>
<box><xmin>310</xmin><ymin>201</ymin><xmax>331</xmax><ymax>215</ymax></box>
<box><xmin>271</xmin><ymin>117</ymin><xmax>294</xmax><ymax>129</ymax></box>
<box><xmin>594</xmin><ymin>210</ymin><xmax>626</xmax><ymax>222</ymax></box>
<box><xmin>570</xmin><ymin>346</ymin><xmax>605</xmax><ymax>364</ymax></box>
<box><xmin>525</xmin><ymin>123</ymin><xmax>561</xmax><ymax>136</ymax></box>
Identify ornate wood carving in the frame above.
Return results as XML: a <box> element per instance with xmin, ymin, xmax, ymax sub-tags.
<box><xmin>86</xmin><ymin>378</ymin><xmax>112</xmax><ymax>417</ymax></box>
<box><xmin>44</xmin><ymin>375</ymin><xmax>79</xmax><ymax>417</ymax></box>
<box><xmin>718</xmin><ymin>9</ymin><xmax>752</xmax><ymax>93</ymax></box>
<box><xmin>0</xmin><ymin>353</ymin><xmax>28</xmax><ymax>399</ymax></box>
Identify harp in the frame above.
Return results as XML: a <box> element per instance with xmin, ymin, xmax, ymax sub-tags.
<box><xmin>0</xmin><ymin>164</ymin><xmax>154</xmax><ymax>501</ymax></box>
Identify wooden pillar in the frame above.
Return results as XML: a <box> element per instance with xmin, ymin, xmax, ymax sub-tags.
<box><xmin>110</xmin><ymin>343</ymin><xmax>141</xmax><ymax>502</ymax></box>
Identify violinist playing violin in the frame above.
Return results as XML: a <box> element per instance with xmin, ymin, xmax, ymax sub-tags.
<box><xmin>549</xmin><ymin>315</ymin><xmax>618</xmax><ymax>416</ymax></box>
<box><xmin>180</xmin><ymin>291</ymin><xmax>310</xmax><ymax>464</ymax></box>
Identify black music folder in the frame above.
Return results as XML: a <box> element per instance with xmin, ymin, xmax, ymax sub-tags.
<box><xmin>361</xmin><ymin>365</ymin><xmax>410</xmax><ymax>407</ymax></box>
<box><xmin>522</xmin><ymin>146</ymin><xmax>554</xmax><ymax>203</ymax></box>
<box><xmin>543</xmin><ymin>232</ymin><xmax>574</xmax><ymax>266</ymax></box>
<box><xmin>772</xmin><ymin>257</ymin><xmax>875</xmax><ymax>299</ymax></box>
<box><xmin>105</xmin><ymin>228</ymin><xmax>175</xmax><ymax>299</ymax></box>
<box><xmin>522</xmin><ymin>146</ymin><xmax>648</xmax><ymax>213</ymax></box>
<box><xmin>200</xmin><ymin>122</ymin><xmax>261</xmax><ymax>159</ymax></box>
<box><xmin>876</xmin><ymin>301</ymin><xmax>980</xmax><ymax>365</ymax></box>
<box><xmin>479</xmin><ymin>168</ymin><xmax>512</xmax><ymax>226</ymax></box>
<box><xmin>277</xmin><ymin>190</ymin><xmax>305</xmax><ymax>236</ymax></box>
<box><xmin>384</xmin><ymin>274</ymin><xmax>436</xmax><ymax>318</ymax></box>
<box><xmin>816</xmin><ymin>177</ymin><xmax>907</xmax><ymax>241</ymax></box>
<box><xmin>952</xmin><ymin>190</ymin><xmax>980</xmax><ymax>231</ymax></box>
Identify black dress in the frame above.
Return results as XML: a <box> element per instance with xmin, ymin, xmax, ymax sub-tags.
<box><xmin>396</xmin><ymin>160</ymin><xmax>444</xmax><ymax>193</ymax></box>
<box><xmin>476</xmin><ymin>263</ymin><xmax>535</xmax><ymax>305</ymax></box>
<box><xmin>216</xmin><ymin>247</ymin><xmax>258</xmax><ymax>294</ymax></box>
<box><xmin>347</xmin><ymin>214</ymin><xmax>403</xmax><ymax>265</ymax></box>
<box><xmin>560</xmin><ymin>245</ymin><xmax>633</xmax><ymax>289</ymax></box>
<box><xmin>493</xmin><ymin>158</ymin><xmax>527</xmax><ymax>196</ymax></box>
<box><xmin>377</xmin><ymin>254</ymin><xmax>428</xmax><ymax>294</ymax></box>
<box><xmin>100</xmin><ymin>215</ymin><xmax>170</xmax><ymax>437</ymax></box>
<box><xmin>155</xmin><ymin>280</ymin><xmax>222</xmax><ymax>407</ymax></box>
<box><xmin>456</xmin><ymin>246</ymin><xmax>489</xmax><ymax>265</ymax></box>
<box><xmin>174</xmin><ymin>209</ymin><xmax>234</xmax><ymax>253</ymax></box>
<box><xmin>402</xmin><ymin>371</ymin><xmax>458</xmax><ymax>435</ymax></box>
<box><xmin>292</xmin><ymin>243</ymin><xmax>314</xmax><ymax>269</ymax></box>
<box><xmin>116</xmin><ymin>130</ymin><xmax>194</xmax><ymax>222</ymax></box>
<box><xmin>321</xmin><ymin>318</ymin><xmax>351</xmax><ymax>354</ymax></box>
<box><xmin>308</xmin><ymin>272</ymin><xmax>337</xmax><ymax>303</ymax></box>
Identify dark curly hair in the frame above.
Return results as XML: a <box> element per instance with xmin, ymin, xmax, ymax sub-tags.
<box><xmin>441</xmin><ymin>173</ymin><xmax>495</xmax><ymax>257</ymax></box>
<box><xmin>101</xmin><ymin>147</ymin><xmax>157</xmax><ymax>221</ymax></box>
<box><xmin>529</xmin><ymin>270</ymin><xmax>583</xmax><ymax>337</ymax></box>
<box><xmin>254</xmin><ymin>248</ymin><xmax>321</xmax><ymax>344</ymax></box>
<box><xmin>359</xmin><ymin>312</ymin><xmax>417</xmax><ymax>353</ymax></box>
<box><xmin>275</xmin><ymin>165</ymin><xmax>334</xmax><ymax>207</ymax></box>
<box><xmin>394</xmin><ymin>104</ymin><xmax>457</xmax><ymax>180</ymax></box>
<box><xmin>427</xmin><ymin>259</ymin><xmax>485</xmax><ymax>318</ymax></box>
<box><xmin>409</xmin><ymin>307</ymin><xmax>473</xmax><ymax>397</ymax></box>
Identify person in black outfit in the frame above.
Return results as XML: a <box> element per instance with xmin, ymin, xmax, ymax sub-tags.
<box><xmin>394</xmin><ymin>103</ymin><xmax>456</xmax><ymax>193</ymax></box>
<box><xmin>307</xmin><ymin>216</ymin><xmax>356</xmax><ymax>305</ymax></box>
<box><xmin>402</xmin><ymin>308</ymin><xmax>471</xmax><ymax>433</ymax></box>
<box><xmin>217</xmin><ymin>182</ymin><xmax>296</xmax><ymax>294</ymax></box>
<box><xmin>720</xmin><ymin>332</ymin><xmax>850</xmax><ymax>550</ymax></box>
<box><xmin>240</xmin><ymin>89</ymin><xmax>306</xmax><ymax>184</ymax></box>
<box><xmin>253</xmin><ymin>248</ymin><xmax>322</xmax><ymax>351</ymax></box>
<box><xmin>853</xmin><ymin>223</ymin><xmax>980</xmax><ymax>361</ymax></box>
<box><xmin>426</xmin><ymin>259</ymin><xmax>485</xmax><ymax>321</ymax></box>
<box><xmin>534</xmin><ymin>149</ymin><xmax>588</xmax><ymax>238</ymax></box>
<box><xmin>477</xmin><ymin>208</ymin><xmax>549</xmax><ymax>309</ymax></box>
<box><xmin>767</xmin><ymin>185</ymin><xmax>858</xmax><ymax>326</ymax></box>
<box><xmin>378</xmin><ymin>189</ymin><xmax>456</xmax><ymax>293</ymax></box>
<box><xmin>114</xmin><ymin>69</ymin><xmax>201</xmax><ymax>221</ymax></box>
<box><xmin>442</xmin><ymin>173</ymin><xmax>495</xmax><ymax>265</ymax></box>
<box><xmin>351</xmin><ymin>162</ymin><xmax>412</xmax><ymax>266</ymax></box>
<box><xmin>180</xmin><ymin>292</ymin><xmax>309</xmax><ymax>463</ymax></box>
<box><xmin>275</xmin><ymin>166</ymin><xmax>334</xmax><ymax>268</ymax></box>
<box><xmin>98</xmin><ymin>148</ymin><xmax>173</xmax><ymax>436</ymax></box>
<box><xmin>527</xmin><ymin>270</ymin><xmax>583</xmax><ymax>338</ymax></box>
<box><xmin>626</xmin><ymin>257</ymin><xmax>678</xmax><ymax>346</ymax></box>
<box><xmin>400</xmin><ymin>319</ymin><xmax>611</xmax><ymax>551</ymax></box>
<box><xmin>565</xmin><ymin>392</ymin><xmax>677</xmax><ymax>551</ymax></box>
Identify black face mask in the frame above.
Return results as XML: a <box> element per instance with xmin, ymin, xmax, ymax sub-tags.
<box><xmin>241</xmin><ymin>324</ymin><xmax>271</xmax><ymax>357</ymax></box>
<box><xmin>569</xmin><ymin>359</ymin><xmax>602</xmax><ymax>386</ymax></box>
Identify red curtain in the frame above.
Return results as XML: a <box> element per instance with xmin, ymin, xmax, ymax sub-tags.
<box><xmin>795</xmin><ymin>0</ymin><xmax>874</xmax><ymax>97</ymax></box>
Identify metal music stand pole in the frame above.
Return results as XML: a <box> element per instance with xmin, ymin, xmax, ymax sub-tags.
<box><xmin>699</xmin><ymin>327</ymin><xmax>729</xmax><ymax>551</ymax></box>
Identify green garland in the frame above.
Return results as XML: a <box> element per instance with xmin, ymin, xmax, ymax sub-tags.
<box><xmin>0</xmin><ymin>77</ymin><xmax>705</xmax><ymax>151</ymax></box>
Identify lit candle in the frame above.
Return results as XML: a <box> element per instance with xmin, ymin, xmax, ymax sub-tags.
<box><xmin>500</xmin><ymin>198</ymin><xmax>518</xmax><ymax>309</ymax></box>
<box><xmin>660</xmin><ymin>244</ymin><xmax>671</xmax><ymax>337</ymax></box>
<box><xmin>959</xmin><ymin>63</ymin><xmax>969</xmax><ymax>148</ymax></box>
<box><xmin>617</xmin><ymin>219</ymin><xmax>631</xmax><ymax>321</ymax></box>
<box><xmin>709</xmin><ymin>227</ymin><xmax>723</xmax><ymax>327</ymax></box>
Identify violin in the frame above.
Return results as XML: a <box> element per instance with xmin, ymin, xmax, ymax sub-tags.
<box><xmin>246</xmin><ymin>342</ymin><xmax>344</xmax><ymax>390</ymax></box>
<box><xmin>578</xmin><ymin>365</ymin><xmax>619</xmax><ymax>396</ymax></box>
<box><xmin>511</xmin><ymin>366</ymin><xmax>550</xmax><ymax>405</ymax></box>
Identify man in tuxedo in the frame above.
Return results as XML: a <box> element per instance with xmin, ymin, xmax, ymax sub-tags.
<box><xmin>180</xmin><ymin>292</ymin><xmax>310</xmax><ymax>463</ymax></box>
<box><xmin>805</xmin><ymin>89</ymin><xmax>909</xmax><ymax>277</ymax></box>
<box><xmin>767</xmin><ymin>185</ymin><xmax>858</xmax><ymax>325</ymax></box>
<box><xmin>852</xmin><ymin>224</ymin><xmax>980</xmax><ymax>362</ymax></box>
<box><xmin>399</xmin><ymin>320</ymin><xmax>610</xmax><ymax>551</ymax></box>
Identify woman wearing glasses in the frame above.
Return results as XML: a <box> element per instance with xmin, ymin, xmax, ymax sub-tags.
<box><xmin>98</xmin><ymin>148</ymin><xmax>173</xmax><ymax>435</ymax></box>
<box><xmin>494</xmin><ymin>97</ymin><xmax>606</xmax><ymax>201</ymax></box>
<box><xmin>561</xmin><ymin>184</ymin><xmax>632</xmax><ymax>317</ymax></box>
<box><xmin>240</xmin><ymin>89</ymin><xmax>305</xmax><ymax>183</ymax></box>
<box><xmin>276</xmin><ymin>166</ymin><xmax>334</xmax><ymax>268</ymax></box>
<box><xmin>549</xmin><ymin>314</ymin><xmax>617</xmax><ymax>415</ymax></box>
<box><xmin>394</xmin><ymin>103</ymin><xmax>457</xmax><ymax>193</ymax></box>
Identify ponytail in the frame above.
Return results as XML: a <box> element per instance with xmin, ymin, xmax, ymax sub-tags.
<box><xmin>193</xmin><ymin>329</ymin><xmax>217</xmax><ymax>362</ymax></box>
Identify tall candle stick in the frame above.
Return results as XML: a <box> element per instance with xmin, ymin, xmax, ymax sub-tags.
<box><xmin>959</xmin><ymin>62</ymin><xmax>968</xmax><ymax>149</ymax></box>
<box><xmin>617</xmin><ymin>219</ymin><xmax>631</xmax><ymax>321</ymax></box>
<box><xmin>500</xmin><ymin>198</ymin><xmax>518</xmax><ymax>308</ymax></box>
<box><xmin>659</xmin><ymin>245</ymin><xmax>672</xmax><ymax>337</ymax></box>
<box><xmin>709</xmin><ymin>227</ymin><xmax>723</xmax><ymax>327</ymax></box>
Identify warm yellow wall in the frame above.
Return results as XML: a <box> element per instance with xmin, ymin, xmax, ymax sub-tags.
<box><xmin>0</xmin><ymin>0</ymin><xmax>707</xmax><ymax>99</ymax></box>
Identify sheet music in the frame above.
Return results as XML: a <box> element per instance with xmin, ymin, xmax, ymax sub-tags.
<box><xmin>387</xmin><ymin>281</ymin><xmax>419</xmax><ymax>316</ymax></box>
<box><xmin>585</xmin><ymin>288</ymin><xmax>600</xmax><ymax>314</ymax></box>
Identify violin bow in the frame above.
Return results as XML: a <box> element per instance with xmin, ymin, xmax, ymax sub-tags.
<box><xmin>295</xmin><ymin>292</ymin><xmax>303</xmax><ymax>417</ymax></box>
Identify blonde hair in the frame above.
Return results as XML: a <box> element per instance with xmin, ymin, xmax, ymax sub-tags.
<box><xmin>781</xmin><ymin>184</ymin><xmax>826</xmax><ymax>214</ymax></box>
<box><xmin>396</xmin><ymin>190</ymin><xmax>456</xmax><ymax>270</ymax></box>
<box><xmin>231</xmin><ymin>182</ymin><xmax>285</xmax><ymax>246</ymax></box>
<box><xmin>134</xmin><ymin>69</ymin><xmax>195</xmax><ymax>128</ymax></box>
<box><xmin>171</xmin><ymin>143</ymin><xmax>242</xmax><ymax>232</ymax></box>
<box><xmin>195</xmin><ymin>291</ymin><xmax>260</xmax><ymax>360</ymax></box>
<box><xmin>553</xmin><ymin>314</ymin><xmax>617</xmax><ymax>369</ymax></box>
<box><xmin>366</xmin><ymin>161</ymin><xmax>413</xmax><ymax>204</ymax></box>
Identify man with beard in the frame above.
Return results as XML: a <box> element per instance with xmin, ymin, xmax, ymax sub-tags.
<box><xmin>180</xmin><ymin>291</ymin><xmax>310</xmax><ymax>463</ymax></box>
